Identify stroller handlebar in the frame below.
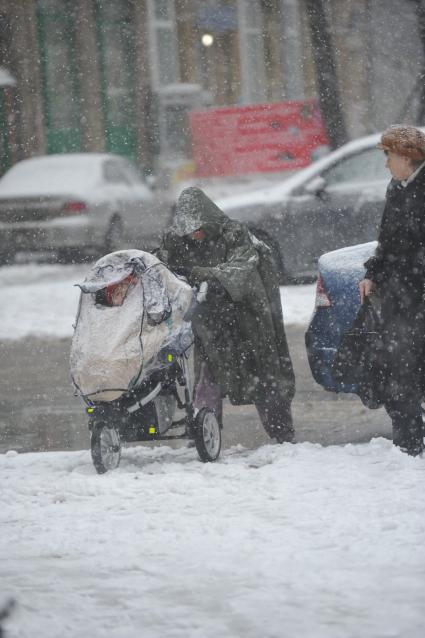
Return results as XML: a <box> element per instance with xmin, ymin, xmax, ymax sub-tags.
<box><xmin>183</xmin><ymin>281</ymin><xmax>208</xmax><ymax>322</ymax></box>
<box><xmin>196</xmin><ymin>281</ymin><xmax>208</xmax><ymax>304</ymax></box>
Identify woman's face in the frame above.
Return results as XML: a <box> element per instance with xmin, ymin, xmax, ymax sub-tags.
<box><xmin>385</xmin><ymin>151</ymin><xmax>415</xmax><ymax>181</ymax></box>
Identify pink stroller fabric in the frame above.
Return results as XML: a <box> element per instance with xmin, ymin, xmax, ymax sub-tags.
<box><xmin>194</xmin><ymin>361</ymin><xmax>222</xmax><ymax>424</ymax></box>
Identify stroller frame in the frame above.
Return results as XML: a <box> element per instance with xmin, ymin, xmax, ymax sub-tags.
<box><xmin>84</xmin><ymin>349</ymin><xmax>222</xmax><ymax>473</ymax></box>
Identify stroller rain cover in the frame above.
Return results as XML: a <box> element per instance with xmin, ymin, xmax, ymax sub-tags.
<box><xmin>70</xmin><ymin>249</ymin><xmax>194</xmax><ymax>402</ymax></box>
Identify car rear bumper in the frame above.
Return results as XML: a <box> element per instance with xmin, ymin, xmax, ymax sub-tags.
<box><xmin>0</xmin><ymin>215</ymin><xmax>99</xmax><ymax>253</ymax></box>
<box><xmin>305</xmin><ymin>311</ymin><xmax>357</xmax><ymax>394</ymax></box>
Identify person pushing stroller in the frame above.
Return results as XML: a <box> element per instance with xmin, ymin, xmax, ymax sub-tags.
<box><xmin>157</xmin><ymin>187</ymin><xmax>296</xmax><ymax>443</ymax></box>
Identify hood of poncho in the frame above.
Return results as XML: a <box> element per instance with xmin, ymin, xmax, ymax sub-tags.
<box><xmin>172</xmin><ymin>187</ymin><xmax>228</xmax><ymax>237</ymax></box>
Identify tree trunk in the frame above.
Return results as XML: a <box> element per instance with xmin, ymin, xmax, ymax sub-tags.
<box><xmin>413</xmin><ymin>0</ymin><xmax>425</xmax><ymax>123</ymax></box>
<box><xmin>305</xmin><ymin>0</ymin><xmax>348</xmax><ymax>149</ymax></box>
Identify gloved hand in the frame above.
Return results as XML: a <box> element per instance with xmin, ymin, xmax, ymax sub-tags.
<box><xmin>190</xmin><ymin>266</ymin><xmax>212</xmax><ymax>285</ymax></box>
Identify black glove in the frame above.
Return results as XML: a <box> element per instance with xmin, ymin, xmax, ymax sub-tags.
<box><xmin>190</xmin><ymin>266</ymin><xmax>212</xmax><ymax>285</ymax></box>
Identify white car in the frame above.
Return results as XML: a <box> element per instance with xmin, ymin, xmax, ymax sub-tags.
<box><xmin>0</xmin><ymin>153</ymin><xmax>172</xmax><ymax>264</ymax></box>
<box><xmin>217</xmin><ymin>133</ymin><xmax>397</xmax><ymax>282</ymax></box>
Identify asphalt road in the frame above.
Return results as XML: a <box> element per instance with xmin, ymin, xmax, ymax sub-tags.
<box><xmin>0</xmin><ymin>326</ymin><xmax>392</xmax><ymax>455</ymax></box>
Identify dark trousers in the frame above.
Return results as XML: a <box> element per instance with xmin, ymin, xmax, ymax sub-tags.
<box><xmin>385</xmin><ymin>399</ymin><xmax>423</xmax><ymax>454</ymax></box>
<box><xmin>381</xmin><ymin>305</ymin><xmax>425</xmax><ymax>455</ymax></box>
<box><xmin>254</xmin><ymin>385</ymin><xmax>294</xmax><ymax>440</ymax></box>
<box><xmin>194</xmin><ymin>361</ymin><xmax>293</xmax><ymax>440</ymax></box>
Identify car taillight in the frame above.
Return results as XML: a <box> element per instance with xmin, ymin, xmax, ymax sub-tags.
<box><xmin>95</xmin><ymin>274</ymin><xmax>137</xmax><ymax>307</ymax></box>
<box><xmin>63</xmin><ymin>201</ymin><xmax>87</xmax><ymax>214</ymax></box>
<box><xmin>315</xmin><ymin>274</ymin><xmax>331</xmax><ymax>308</ymax></box>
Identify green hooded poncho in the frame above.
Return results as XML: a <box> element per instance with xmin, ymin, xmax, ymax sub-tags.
<box><xmin>157</xmin><ymin>187</ymin><xmax>295</xmax><ymax>405</ymax></box>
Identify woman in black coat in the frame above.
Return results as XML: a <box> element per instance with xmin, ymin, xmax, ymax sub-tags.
<box><xmin>359</xmin><ymin>125</ymin><xmax>425</xmax><ymax>456</ymax></box>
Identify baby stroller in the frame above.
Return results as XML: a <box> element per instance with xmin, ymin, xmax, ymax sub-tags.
<box><xmin>70</xmin><ymin>249</ymin><xmax>222</xmax><ymax>474</ymax></box>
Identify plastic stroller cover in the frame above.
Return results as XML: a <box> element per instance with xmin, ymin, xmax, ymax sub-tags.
<box><xmin>70</xmin><ymin>249</ymin><xmax>194</xmax><ymax>402</ymax></box>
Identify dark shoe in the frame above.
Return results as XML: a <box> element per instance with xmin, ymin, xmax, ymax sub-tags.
<box><xmin>272</xmin><ymin>401</ymin><xmax>295</xmax><ymax>443</ymax></box>
<box><xmin>255</xmin><ymin>394</ymin><xmax>294</xmax><ymax>443</ymax></box>
<box><xmin>399</xmin><ymin>444</ymin><xmax>423</xmax><ymax>457</ymax></box>
<box><xmin>275</xmin><ymin>427</ymin><xmax>295</xmax><ymax>444</ymax></box>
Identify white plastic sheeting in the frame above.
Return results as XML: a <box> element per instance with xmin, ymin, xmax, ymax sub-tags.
<box><xmin>70</xmin><ymin>250</ymin><xmax>194</xmax><ymax>402</ymax></box>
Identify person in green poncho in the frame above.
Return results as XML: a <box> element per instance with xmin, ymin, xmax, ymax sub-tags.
<box><xmin>157</xmin><ymin>187</ymin><xmax>296</xmax><ymax>443</ymax></box>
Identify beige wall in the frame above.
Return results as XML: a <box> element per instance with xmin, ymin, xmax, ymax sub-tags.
<box><xmin>263</xmin><ymin>0</ymin><xmax>286</xmax><ymax>101</ymax></box>
<box><xmin>7</xmin><ymin>0</ymin><xmax>45</xmax><ymax>158</ymax></box>
<box><xmin>329</xmin><ymin>0</ymin><xmax>371</xmax><ymax>136</ymax></box>
<box><xmin>175</xmin><ymin>0</ymin><xmax>199</xmax><ymax>84</ymax></box>
<box><xmin>74</xmin><ymin>0</ymin><xmax>105</xmax><ymax>152</ymax></box>
<box><xmin>298</xmin><ymin>0</ymin><xmax>317</xmax><ymax>100</ymax></box>
<box><xmin>133</xmin><ymin>0</ymin><xmax>155</xmax><ymax>170</ymax></box>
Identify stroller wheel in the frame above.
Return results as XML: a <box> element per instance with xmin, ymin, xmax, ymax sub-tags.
<box><xmin>194</xmin><ymin>408</ymin><xmax>221</xmax><ymax>462</ymax></box>
<box><xmin>91</xmin><ymin>422</ymin><xmax>121</xmax><ymax>474</ymax></box>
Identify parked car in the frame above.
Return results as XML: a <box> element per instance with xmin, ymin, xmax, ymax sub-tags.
<box><xmin>0</xmin><ymin>153</ymin><xmax>172</xmax><ymax>264</ymax></box>
<box><xmin>217</xmin><ymin>133</ymin><xmax>394</xmax><ymax>282</ymax></box>
<box><xmin>305</xmin><ymin>241</ymin><xmax>376</xmax><ymax>393</ymax></box>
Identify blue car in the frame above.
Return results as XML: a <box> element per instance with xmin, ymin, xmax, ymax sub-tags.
<box><xmin>305</xmin><ymin>241</ymin><xmax>377</xmax><ymax>393</ymax></box>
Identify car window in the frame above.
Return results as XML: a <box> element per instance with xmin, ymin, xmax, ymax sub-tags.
<box><xmin>121</xmin><ymin>161</ymin><xmax>145</xmax><ymax>186</ymax></box>
<box><xmin>103</xmin><ymin>160</ymin><xmax>131</xmax><ymax>185</ymax></box>
<box><xmin>321</xmin><ymin>148</ymin><xmax>389</xmax><ymax>186</ymax></box>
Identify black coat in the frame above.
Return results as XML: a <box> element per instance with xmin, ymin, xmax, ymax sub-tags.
<box><xmin>365</xmin><ymin>166</ymin><xmax>425</xmax><ymax>311</ymax></box>
<box><xmin>364</xmin><ymin>165</ymin><xmax>425</xmax><ymax>399</ymax></box>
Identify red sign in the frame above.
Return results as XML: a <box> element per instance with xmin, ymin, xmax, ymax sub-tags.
<box><xmin>190</xmin><ymin>100</ymin><xmax>329</xmax><ymax>177</ymax></box>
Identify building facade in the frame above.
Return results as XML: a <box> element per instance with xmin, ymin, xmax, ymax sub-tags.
<box><xmin>0</xmin><ymin>0</ymin><xmax>422</xmax><ymax>177</ymax></box>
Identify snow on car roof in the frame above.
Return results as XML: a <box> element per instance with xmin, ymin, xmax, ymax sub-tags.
<box><xmin>217</xmin><ymin>133</ymin><xmax>384</xmax><ymax>211</ymax></box>
<box><xmin>0</xmin><ymin>153</ymin><xmax>120</xmax><ymax>199</ymax></box>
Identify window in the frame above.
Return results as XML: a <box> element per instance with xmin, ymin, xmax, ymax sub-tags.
<box><xmin>121</xmin><ymin>161</ymin><xmax>144</xmax><ymax>185</ymax></box>
<box><xmin>154</xmin><ymin>0</ymin><xmax>172</xmax><ymax>20</ymax></box>
<box><xmin>96</xmin><ymin>0</ymin><xmax>137</xmax><ymax>159</ymax></box>
<box><xmin>244</xmin><ymin>0</ymin><xmax>262</xmax><ymax>28</ymax></box>
<box><xmin>103</xmin><ymin>160</ymin><xmax>130</xmax><ymax>185</ymax></box>
<box><xmin>37</xmin><ymin>0</ymin><xmax>81</xmax><ymax>152</ymax></box>
<box><xmin>147</xmin><ymin>0</ymin><xmax>179</xmax><ymax>88</ymax></box>
<box><xmin>238</xmin><ymin>0</ymin><xmax>266</xmax><ymax>103</ymax></box>
<box><xmin>322</xmin><ymin>148</ymin><xmax>389</xmax><ymax>186</ymax></box>
<box><xmin>97</xmin><ymin>1</ymin><xmax>135</xmax><ymax>127</ymax></box>
<box><xmin>195</xmin><ymin>0</ymin><xmax>239</xmax><ymax>105</ymax></box>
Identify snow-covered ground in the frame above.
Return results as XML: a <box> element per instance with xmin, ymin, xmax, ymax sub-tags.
<box><xmin>2</xmin><ymin>261</ymin><xmax>424</xmax><ymax>638</ymax></box>
<box><xmin>1</xmin><ymin>439</ymin><xmax>425</xmax><ymax>638</ymax></box>
<box><xmin>0</xmin><ymin>263</ymin><xmax>316</xmax><ymax>341</ymax></box>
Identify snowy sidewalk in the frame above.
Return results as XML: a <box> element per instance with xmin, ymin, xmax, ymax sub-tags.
<box><xmin>1</xmin><ymin>262</ymin><xmax>424</xmax><ymax>637</ymax></box>
<box><xmin>0</xmin><ymin>263</ymin><xmax>315</xmax><ymax>341</ymax></box>
<box><xmin>1</xmin><ymin>440</ymin><xmax>425</xmax><ymax>638</ymax></box>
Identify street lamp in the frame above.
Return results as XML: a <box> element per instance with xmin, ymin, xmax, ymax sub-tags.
<box><xmin>201</xmin><ymin>33</ymin><xmax>214</xmax><ymax>47</ymax></box>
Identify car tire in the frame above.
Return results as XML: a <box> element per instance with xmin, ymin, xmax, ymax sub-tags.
<box><xmin>104</xmin><ymin>215</ymin><xmax>124</xmax><ymax>254</ymax></box>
